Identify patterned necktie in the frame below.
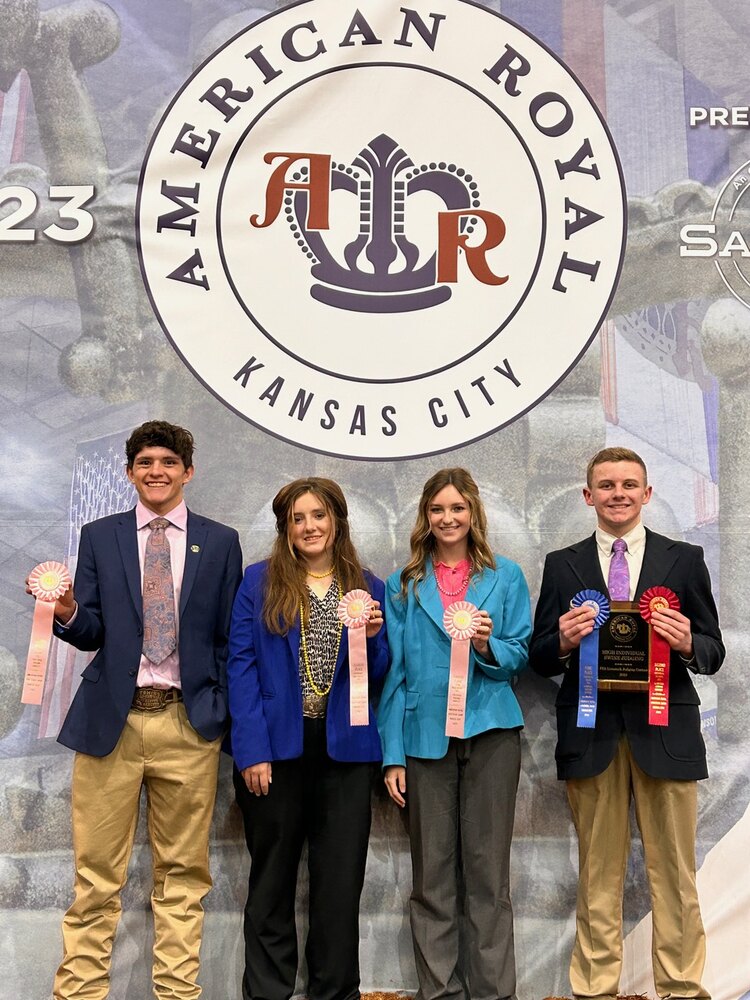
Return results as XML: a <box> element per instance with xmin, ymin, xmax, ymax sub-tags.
<box><xmin>608</xmin><ymin>537</ymin><xmax>630</xmax><ymax>601</ymax></box>
<box><xmin>142</xmin><ymin>517</ymin><xmax>177</xmax><ymax>664</ymax></box>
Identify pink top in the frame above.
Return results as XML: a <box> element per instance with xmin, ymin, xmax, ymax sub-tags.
<box><xmin>135</xmin><ymin>500</ymin><xmax>187</xmax><ymax>689</ymax></box>
<box><xmin>434</xmin><ymin>559</ymin><xmax>472</xmax><ymax>610</ymax></box>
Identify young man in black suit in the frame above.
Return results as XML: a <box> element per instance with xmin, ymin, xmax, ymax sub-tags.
<box><xmin>530</xmin><ymin>447</ymin><xmax>724</xmax><ymax>1000</ymax></box>
<box><xmin>47</xmin><ymin>420</ymin><xmax>243</xmax><ymax>1000</ymax></box>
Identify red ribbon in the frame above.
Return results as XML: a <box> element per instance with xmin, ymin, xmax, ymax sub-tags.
<box><xmin>639</xmin><ymin>586</ymin><xmax>680</xmax><ymax>727</ymax></box>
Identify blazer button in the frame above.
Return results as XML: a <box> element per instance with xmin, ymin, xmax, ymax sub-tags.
<box><xmin>137</xmin><ymin>627</ymin><xmax>143</xmax><ymax>636</ymax></box>
<box><xmin>129</xmin><ymin>669</ymin><xmax>137</xmax><ymax>677</ymax></box>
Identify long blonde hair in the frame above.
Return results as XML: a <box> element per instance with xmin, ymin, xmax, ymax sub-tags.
<box><xmin>399</xmin><ymin>468</ymin><xmax>495</xmax><ymax>601</ymax></box>
<box><xmin>263</xmin><ymin>478</ymin><xmax>368</xmax><ymax>634</ymax></box>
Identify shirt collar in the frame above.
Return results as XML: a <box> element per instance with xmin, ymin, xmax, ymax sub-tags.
<box><xmin>136</xmin><ymin>499</ymin><xmax>188</xmax><ymax>531</ymax></box>
<box><xmin>434</xmin><ymin>558</ymin><xmax>472</xmax><ymax>573</ymax></box>
<box><xmin>595</xmin><ymin>521</ymin><xmax>646</xmax><ymax>558</ymax></box>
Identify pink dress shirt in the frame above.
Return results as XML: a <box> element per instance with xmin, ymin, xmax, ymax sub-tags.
<box><xmin>434</xmin><ymin>559</ymin><xmax>471</xmax><ymax>610</ymax></box>
<box><xmin>135</xmin><ymin>500</ymin><xmax>187</xmax><ymax>689</ymax></box>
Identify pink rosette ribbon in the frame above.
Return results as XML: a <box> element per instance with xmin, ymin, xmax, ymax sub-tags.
<box><xmin>23</xmin><ymin>561</ymin><xmax>72</xmax><ymax>705</ymax></box>
<box><xmin>443</xmin><ymin>601</ymin><xmax>482</xmax><ymax>738</ymax></box>
<box><xmin>639</xmin><ymin>586</ymin><xmax>680</xmax><ymax>727</ymax></box>
<box><xmin>337</xmin><ymin>589</ymin><xmax>373</xmax><ymax>727</ymax></box>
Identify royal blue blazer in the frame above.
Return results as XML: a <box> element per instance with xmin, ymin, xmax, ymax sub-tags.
<box><xmin>378</xmin><ymin>558</ymin><xmax>531</xmax><ymax>767</ymax></box>
<box><xmin>227</xmin><ymin>561</ymin><xmax>390</xmax><ymax>771</ymax></box>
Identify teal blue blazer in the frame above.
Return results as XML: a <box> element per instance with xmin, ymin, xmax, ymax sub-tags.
<box><xmin>378</xmin><ymin>557</ymin><xmax>531</xmax><ymax>766</ymax></box>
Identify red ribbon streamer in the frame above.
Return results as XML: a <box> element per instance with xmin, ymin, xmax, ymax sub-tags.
<box><xmin>639</xmin><ymin>587</ymin><xmax>680</xmax><ymax>727</ymax></box>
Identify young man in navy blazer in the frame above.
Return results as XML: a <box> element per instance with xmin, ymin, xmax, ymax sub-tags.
<box><xmin>530</xmin><ymin>447</ymin><xmax>724</xmax><ymax>1000</ymax></box>
<box><xmin>48</xmin><ymin>420</ymin><xmax>242</xmax><ymax>1000</ymax></box>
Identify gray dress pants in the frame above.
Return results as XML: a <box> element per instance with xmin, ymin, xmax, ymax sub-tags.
<box><xmin>406</xmin><ymin>728</ymin><xmax>521</xmax><ymax>1000</ymax></box>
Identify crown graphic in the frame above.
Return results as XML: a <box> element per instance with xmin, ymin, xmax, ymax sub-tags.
<box><xmin>283</xmin><ymin>134</ymin><xmax>482</xmax><ymax>313</ymax></box>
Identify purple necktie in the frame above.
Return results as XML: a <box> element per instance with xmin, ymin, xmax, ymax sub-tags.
<box><xmin>142</xmin><ymin>517</ymin><xmax>177</xmax><ymax>664</ymax></box>
<box><xmin>608</xmin><ymin>537</ymin><xmax>630</xmax><ymax>601</ymax></box>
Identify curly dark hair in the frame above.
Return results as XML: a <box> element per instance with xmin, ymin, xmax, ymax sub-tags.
<box><xmin>125</xmin><ymin>421</ymin><xmax>194</xmax><ymax>469</ymax></box>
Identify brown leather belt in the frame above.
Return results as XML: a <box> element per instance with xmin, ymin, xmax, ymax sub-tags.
<box><xmin>132</xmin><ymin>687</ymin><xmax>183</xmax><ymax>712</ymax></box>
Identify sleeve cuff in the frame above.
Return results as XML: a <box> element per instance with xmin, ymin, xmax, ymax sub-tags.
<box><xmin>55</xmin><ymin>604</ymin><xmax>78</xmax><ymax>629</ymax></box>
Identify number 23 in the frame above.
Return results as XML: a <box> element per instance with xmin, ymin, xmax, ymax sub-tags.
<box><xmin>0</xmin><ymin>185</ymin><xmax>95</xmax><ymax>243</ymax></box>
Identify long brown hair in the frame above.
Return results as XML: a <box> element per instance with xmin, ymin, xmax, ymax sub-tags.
<box><xmin>263</xmin><ymin>478</ymin><xmax>368</xmax><ymax>634</ymax></box>
<box><xmin>399</xmin><ymin>468</ymin><xmax>495</xmax><ymax>600</ymax></box>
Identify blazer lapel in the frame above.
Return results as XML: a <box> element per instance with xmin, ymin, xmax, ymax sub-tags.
<box><xmin>116</xmin><ymin>509</ymin><xmax>142</xmax><ymax>623</ymax></box>
<box><xmin>419</xmin><ymin>564</ymin><xmax>449</xmax><ymax>638</ymax></box>
<box><xmin>181</xmin><ymin>512</ymin><xmax>207</xmax><ymax>615</ymax></box>
<box><xmin>635</xmin><ymin>529</ymin><xmax>679</xmax><ymax>598</ymax></box>
<box><xmin>286</xmin><ymin>618</ymin><xmax>302</xmax><ymax>668</ymax></box>
<box><xmin>466</xmin><ymin>565</ymin><xmax>498</xmax><ymax>610</ymax></box>
<box><xmin>568</xmin><ymin>534</ymin><xmax>607</xmax><ymax>596</ymax></box>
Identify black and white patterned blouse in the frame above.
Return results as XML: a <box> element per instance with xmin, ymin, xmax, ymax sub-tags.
<box><xmin>298</xmin><ymin>580</ymin><xmax>342</xmax><ymax>718</ymax></box>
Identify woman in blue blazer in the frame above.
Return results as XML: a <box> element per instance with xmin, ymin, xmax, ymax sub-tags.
<box><xmin>378</xmin><ymin>468</ymin><xmax>531</xmax><ymax>1000</ymax></box>
<box><xmin>228</xmin><ymin>478</ymin><xmax>389</xmax><ymax>1000</ymax></box>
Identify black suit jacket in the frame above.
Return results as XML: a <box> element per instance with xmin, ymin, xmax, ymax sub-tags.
<box><xmin>529</xmin><ymin>529</ymin><xmax>724</xmax><ymax>781</ymax></box>
<box><xmin>53</xmin><ymin>508</ymin><xmax>243</xmax><ymax>757</ymax></box>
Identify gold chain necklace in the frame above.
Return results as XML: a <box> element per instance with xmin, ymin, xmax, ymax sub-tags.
<box><xmin>300</xmin><ymin>582</ymin><xmax>343</xmax><ymax>697</ymax></box>
<box><xmin>306</xmin><ymin>567</ymin><xmax>334</xmax><ymax>579</ymax></box>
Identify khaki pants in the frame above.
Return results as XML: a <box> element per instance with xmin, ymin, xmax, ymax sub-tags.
<box><xmin>53</xmin><ymin>702</ymin><xmax>221</xmax><ymax>1000</ymax></box>
<box><xmin>567</xmin><ymin>736</ymin><xmax>709</xmax><ymax>1000</ymax></box>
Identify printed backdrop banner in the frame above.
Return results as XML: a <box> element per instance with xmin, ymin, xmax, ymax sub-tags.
<box><xmin>1</xmin><ymin>2</ymin><xmax>749</xmax><ymax>999</ymax></box>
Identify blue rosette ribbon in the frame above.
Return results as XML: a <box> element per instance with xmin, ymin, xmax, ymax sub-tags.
<box><xmin>570</xmin><ymin>589</ymin><xmax>610</xmax><ymax>729</ymax></box>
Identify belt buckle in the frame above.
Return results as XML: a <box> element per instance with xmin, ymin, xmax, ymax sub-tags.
<box><xmin>133</xmin><ymin>687</ymin><xmax>170</xmax><ymax>712</ymax></box>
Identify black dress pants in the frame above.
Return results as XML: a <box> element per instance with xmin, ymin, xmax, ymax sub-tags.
<box><xmin>233</xmin><ymin>717</ymin><xmax>373</xmax><ymax>1000</ymax></box>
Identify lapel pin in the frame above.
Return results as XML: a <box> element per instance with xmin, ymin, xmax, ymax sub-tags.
<box><xmin>190</xmin><ymin>544</ymin><xmax>200</xmax><ymax>553</ymax></box>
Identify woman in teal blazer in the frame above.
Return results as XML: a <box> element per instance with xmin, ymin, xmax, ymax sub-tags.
<box><xmin>378</xmin><ymin>468</ymin><xmax>531</xmax><ymax>1000</ymax></box>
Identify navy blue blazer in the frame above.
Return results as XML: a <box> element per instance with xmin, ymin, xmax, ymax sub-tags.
<box><xmin>227</xmin><ymin>561</ymin><xmax>389</xmax><ymax>771</ymax></box>
<box><xmin>54</xmin><ymin>508</ymin><xmax>243</xmax><ymax>757</ymax></box>
<box><xmin>529</xmin><ymin>529</ymin><xmax>724</xmax><ymax>781</ymax></box>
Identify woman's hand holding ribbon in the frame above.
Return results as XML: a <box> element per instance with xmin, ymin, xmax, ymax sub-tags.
<box><xmin>364</xmin><ymin>600</ymin><xmax>383</xmax><ymax>639</ymax></box>
<box><xmin>558</xmin><ymin>605</ymin><xmax>597</xmax><ymax>655</ymax></box>
<box><xmin>469</xmin><ymin>610</ymin><xmax>493</xmax><ymax>656</ymax></box>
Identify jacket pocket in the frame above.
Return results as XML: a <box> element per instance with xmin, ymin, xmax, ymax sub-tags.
<box><xmin>81</xmin><ymin>661</ymin><xmax>101</xmax><ymax>682</ymax></box>
<box><xmin>660</xmin><ymin>704</ymin><xmax>704</xmax><ymax>761</ymax></box>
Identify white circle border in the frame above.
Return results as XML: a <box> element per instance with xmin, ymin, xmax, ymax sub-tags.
<box><xmin>136</xmin><ymin>0</ymin><xmax>628</xmax><ymax>461</ymax></box>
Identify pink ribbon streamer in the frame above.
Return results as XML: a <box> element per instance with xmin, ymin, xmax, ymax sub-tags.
<box><xmin>23</xmin><ymin>562</ymin><xmax>72</xmax><ymax>706</ymax></box>
<box><xmin>337</xmin><ymin>589</ymin><xmax>373</xmax><ymax>727</ymax></box>
<box><xmin>443</xmin><ymin>601</ymin><xmax>481</xmax><ymax>738</ymax></box>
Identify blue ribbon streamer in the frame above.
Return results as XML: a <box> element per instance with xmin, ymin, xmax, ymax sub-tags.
<box><xmin>570</xmin><ymin>590</ymin><xmax>610</xmax><ymax>729</ymax></box>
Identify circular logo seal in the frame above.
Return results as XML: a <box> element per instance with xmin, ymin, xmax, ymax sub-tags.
<box><xmin>710</xmin><ymin>159</ymin><xmax>750</xmax><ymax>309</ymax></box>
<box><xmin>608</xmin><ymin>613</ymin><xmax>637</xmax><ymax>644</ymax></box>
<box><xmin>137</xmin><ymin>0</ymin><xmax>626</xmax><ymax>460</ymax></box>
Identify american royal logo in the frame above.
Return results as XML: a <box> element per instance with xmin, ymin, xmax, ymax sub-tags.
<box><xmin>137</xmin><ymin>0</ymin><xmax>626</xmax><ymax>460</ymax></box>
